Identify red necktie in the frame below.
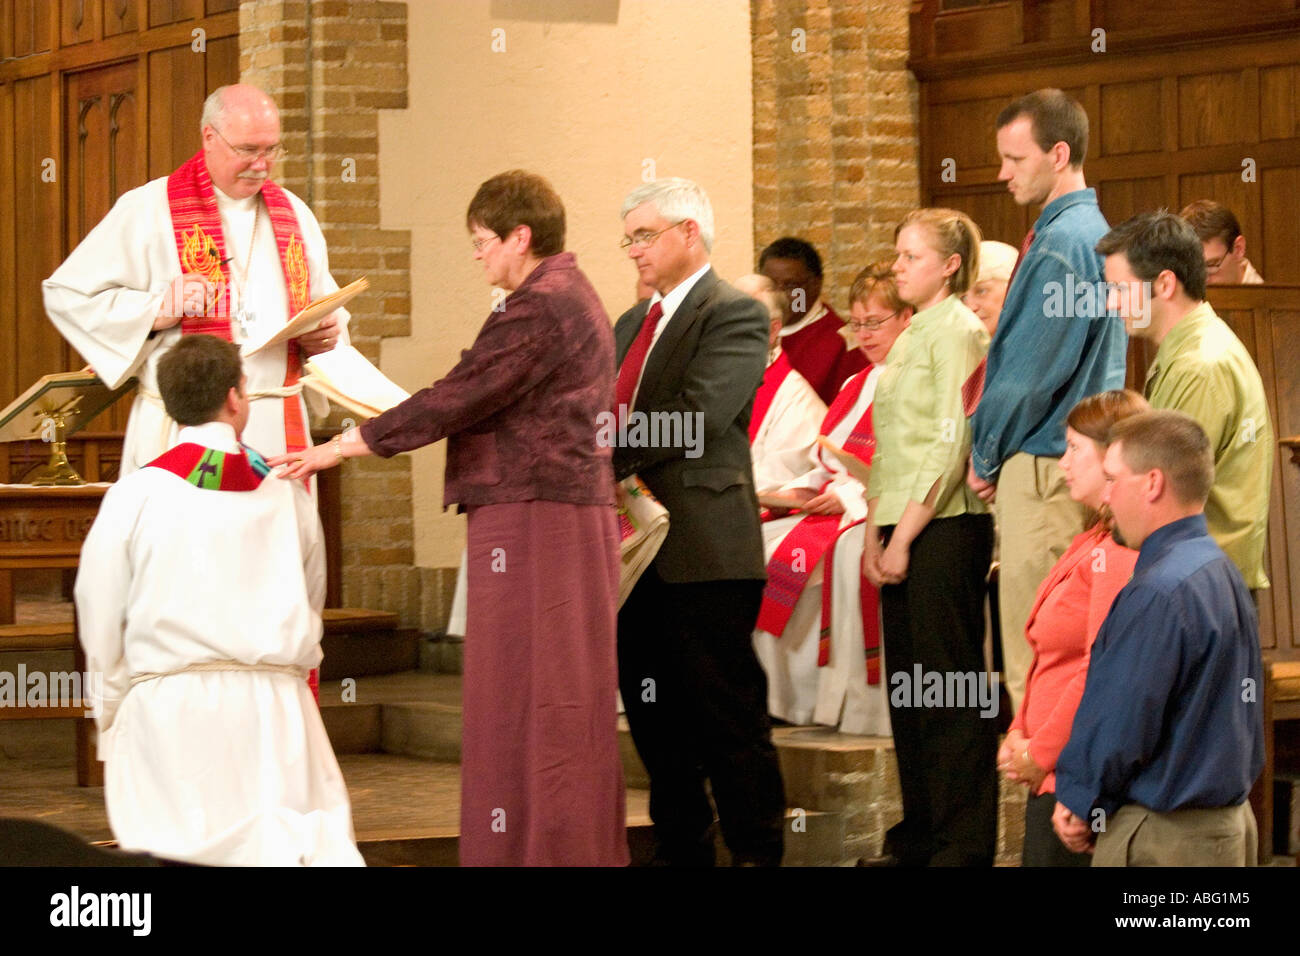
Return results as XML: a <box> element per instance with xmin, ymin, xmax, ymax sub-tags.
<box><xmin>962</xmin><ymin>227</ymin><xmax>1036</xmax><ymax>416</ymax></box>
<box><xmin>615</xmin><ymin>300</ymin><xmax>663</xmax><ymax>413</ymax></box>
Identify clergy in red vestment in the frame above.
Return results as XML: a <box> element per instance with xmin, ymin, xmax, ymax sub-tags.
<box><xmin>734</xmin><ymin>273</ymin><xmax>826</xmax><ymax>492</ymax></box>
<box><xmin>759</xmin><ymin>237</ymin><xmax>868</xmax><ymax>405</ymax></box>
<box><xmin>275</xmin><ymin>170</ymin><xmax>627</xmax><ymax>867</ymax></box>
<box><xmin>753</xmin><ymin>263</ymin><xmax>911</xmax><ymax>733</ymax></box>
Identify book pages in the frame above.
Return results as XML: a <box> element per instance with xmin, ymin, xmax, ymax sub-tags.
<box><xmin>243</xmin><ymin>276</ymin><xmax>370</xmax><ymax>356</ymax></box>
<box><xmin>301</xmin><ymin>345</ymin><xmax>411</xmax><ymax>419</ymax></box>
<box><xmin>615</xmin><ymin>475</ymin><xmax>669</xmax><ymax>607</ymax></box>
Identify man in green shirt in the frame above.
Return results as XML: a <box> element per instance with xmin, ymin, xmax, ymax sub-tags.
<box><xmin>1096</xmin><ymin>211</ymin><xmax>1272</xmax><ymax>591</ymax></box>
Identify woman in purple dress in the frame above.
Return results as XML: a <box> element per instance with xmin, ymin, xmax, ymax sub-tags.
<box><xmin>275</xmin><ymin>170</ymin><xmax>627</xmax><ymax>866</ymax></box>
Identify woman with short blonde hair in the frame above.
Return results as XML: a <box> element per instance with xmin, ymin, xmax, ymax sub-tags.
<box><xmin>863</xmin><ymin>207</ymin><xmax>994</xmax><ymax>866</ymax></box>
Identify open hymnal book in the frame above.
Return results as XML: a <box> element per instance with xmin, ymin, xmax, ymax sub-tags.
<box><xmin>242</xmin><ymin>277</ymin><xmax>370</xmax><ymax>356</ymax></box>
<box><xmin>299</xmin><ymin>345</ymin><xmax>411</xmax><ymax>419</ymax></box>
<box><xmin>816</xmin><ymin>435</ymin><xmax>871</xmax><ymax>486</ymax></box>
<box><xmin>757</xmin><ymin>492</ymin><xmax>805</xmax><ymax>511</ymax></box>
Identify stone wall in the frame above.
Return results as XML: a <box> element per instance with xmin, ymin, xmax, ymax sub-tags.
<box><xmin>240</xmin><ymin>0</ymin><xmax>429</xmax><ymax>627</ymax></box>
<box><xmin>750</xmin><ymin>0</ymin><xmax>920</xmax><ymax>309</ymax></box>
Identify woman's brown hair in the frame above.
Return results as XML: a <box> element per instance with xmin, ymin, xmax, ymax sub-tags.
<box><xmin>1066</xmin><ymin>388</ymin><xmax>1150</xmax><ymax>529</ymax></box>
<box><xmin>848</xmin><ymin>260</ymin><xmax>908</xmax><ymax>313</ymax></box>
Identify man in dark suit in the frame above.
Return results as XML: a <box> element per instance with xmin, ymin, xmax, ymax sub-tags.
<box><xmin>613</xmin><ymin>178</ymin><xmax>786</xmax><ymax>866</ymax></box>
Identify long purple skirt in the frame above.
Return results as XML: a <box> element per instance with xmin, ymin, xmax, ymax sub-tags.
<box><xmin>459</xmin><ymin>500</ymin><xmax>628</xmax><ymax>866</ymax></box>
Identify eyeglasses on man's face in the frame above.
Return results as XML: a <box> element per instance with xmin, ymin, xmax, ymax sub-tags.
<box><xmin>211</xmin><ymin>125</ymin><xmax>285</xmax><ymax>163</ymax></box>
<box><xmin>471</xmin><ymin>233</ymin><xmax>501</xmax><ymax>252</ymax></box>
<box><xmin>620</xmin><ymin>221</ymin><xmax>685</xmax><ymax>251</ymax></box>
<box><xmin>1204</xmin><ymin>252</ymin><xmax>1231</xmax><ymax>274</ymax></box>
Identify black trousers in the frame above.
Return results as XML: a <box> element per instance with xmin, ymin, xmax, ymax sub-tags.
<box><xmin>618</xmin><ymin>570</ymin><xmax>786</xmax><ymax>866</ymax></box>
<box><xmin>1022</xmin><ymin>790</ymin><xmax>1091</xmax><ymax>867</ymax></box>
<box><xmin>880</xmin><ymin>513</ymin><xmax>997</xmax><ymax>866</ymax></box>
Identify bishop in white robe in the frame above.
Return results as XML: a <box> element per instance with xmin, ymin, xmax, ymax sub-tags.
<box><xmin>42</xmin><ymin>85</ymin><xmax>348</xmax><ymax>477</ymax></box>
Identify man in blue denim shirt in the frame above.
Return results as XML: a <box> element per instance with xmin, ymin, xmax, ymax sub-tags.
<box><xmin>966</xmin><ymin>90</ymin><xmax>1128</xmax><ymax>715</ymax></box>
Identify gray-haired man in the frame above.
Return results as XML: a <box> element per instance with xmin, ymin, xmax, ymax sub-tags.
<box><xmin>613</xmin><ymin>178</ymin><xmax>786</xmax><ymax>866</ymax></box>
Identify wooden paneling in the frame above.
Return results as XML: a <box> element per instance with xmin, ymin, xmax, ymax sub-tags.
<box><xmin>13</xmin><ymin>74</ymin><xmax>65</xmax><ymax>405</ymax></box>
<box><xmin>942</xmin><ymin>186</ymin><xmax>1031</xmax><ymax>248</ymax></box>
<box><xmin>104</xmin><ymin>0</ymin><xmax>140</xmax><ymax>38</ymax></box>
<box><xmin>147</xmin><ymin>45</ymin><xmax>205</xmax><ymax>176</ymax></box>
<box><xmin>206</xmin><ymin>0</ymin><xmax>239</xmax><ymax>13</ymax></box>
<box><xmin>1022</xmin><ymin>0</ymin><xmax>1079</xmax><ymax>44</ymax></box>
<box><xmin>204</xmin><ymin>33</ymin><xmax>239</xmax><ymax>100</ymax></box>
<box><xmin>1100</xmin><ymin>0</ymin><xmax>1295</xmax><ymax>34</ymax></box>
<box><xmin>0</xmin><ymin>1</ymin><xmax>238</xmax><ymax>433</ymax></box>
<box><xmin>0</xmin><ymin>83</ymin><xmax>13</xmax><ymax>406</ymax></box>
<box><xmin>1099</xmin><ymin>80</ymin><xmax>1163</xmax><ymax>156</ymax></box>
<box><xmin>932</xmin><ymin>5</ymin><xmax>1022</xmax><ymax>57</ymax></box>
<box><xmin>1252</xmin><ymin>297</ymin><xmax>1300</xmax><ymax>655</ymax></box>
<box><xmin>1177</xmin><ymin>71</ymin><xmax>1250</xmax><ymax>149</ymax></box>
<box><xmin>1261</xmin><ymin>167</ymin><xmax>1300</xmax><ymax>283</ymax></box>
<box><xmin>929</xmin><ymin>97</ymin><xmax>1009</xmax><ymax>174</ymax></box>
<box><xmin>60</xmin><ymin>0</ymin><xmax>98</xmax><ymax>48</ymax></box>
<box><xmin>1260</xmin><ymin>64</ymin><xmax>1300</xmax><ymax>140</ymax></box>
<box><xmin>917</xmin><ymin>26</ymin><xmax>1300</xmax><ymax>298</ymax></box>
<box><xmin>11</xmin><ymin>0</ymin><xmax>54</xmax><ymax>58</ymax></box>
<box><xmin>1095</xmin><ymin>176</ymin><xmax>1165</xmax><ymax>226</ymax></box>
<box><xmin>65</xmin><ymin>61</ymin><xmax>142</xmax><ymax>243</ymax></box>
<box><xmin>149</xmin><ymin>0</ymin><xmax>203</xmax><ymax>29</ymax></box>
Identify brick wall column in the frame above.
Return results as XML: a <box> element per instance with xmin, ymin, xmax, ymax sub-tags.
<box><xmin>751</xmin><ymin>0</ymin><xmax>920</xmax><ymax>309</ymax></box>
<box><xmin>239</xmin><ymin>1</ymin><xmax>426</xmax><ymax>627</ymax></box>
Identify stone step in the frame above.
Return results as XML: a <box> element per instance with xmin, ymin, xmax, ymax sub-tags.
<box><xmin>320</xmin><ymin>673</ymin><xmax>1027</xmax><ymax>864</ymax></box>
<box><xmin>355</xmin><ymin>809</ymin><xmax>846</xmax><ymax>866</ymax></box>
<box><xmin>322</xmin><ymin>608</ymin><xmax>400</xmax><ymax>633</ymax></box>
<box><xmin>342</xmin><ymin>752</ymin><xmax>841</xmax><ymax>866</ymax></box>
<box><xmin>319</xmin><ymin>607</ymin><xmax>420</xmax><ymax>679</ymax></box>
<box><xmin>319</xmin><ymin>626</ymin><xmax>421</xmax><ymax>680</ymax></box>
<box><xmin>0</xmin><ymin>621</ymin><xmax>75</xmax><ymax>651</ymax></box>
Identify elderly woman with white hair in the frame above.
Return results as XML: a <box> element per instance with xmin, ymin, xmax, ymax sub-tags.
<box><xmin>962</xmin><ymin>239</ymin><xmax>1019</xmax><ymax>336</ymax></box>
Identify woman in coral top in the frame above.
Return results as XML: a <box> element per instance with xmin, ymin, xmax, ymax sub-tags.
<box><xmin>998</xmin><ymin>388</ymin><xmax>1149</xmax><ymax>866</ymax></box>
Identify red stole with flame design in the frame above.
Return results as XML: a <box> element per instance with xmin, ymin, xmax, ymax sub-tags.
<box><xmin>757</xmin><ymin>367</ymin><xmax>881</xmax><ymax>684</ymax></box>
<box><xmin>166</xmin><ymin>150</ymin><xmax>310</xmax><ymax>455</ymax></box>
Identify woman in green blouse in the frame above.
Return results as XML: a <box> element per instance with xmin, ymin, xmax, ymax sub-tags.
<box><xmin>862</xmin><ymin>208</ymin><xmax>996</xmax><ymax>866</ymax></box>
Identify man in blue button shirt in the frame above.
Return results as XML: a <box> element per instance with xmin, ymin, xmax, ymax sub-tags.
<box><xmin>967</xmin><ymin>90</ymin><xmax>1128</xmax><ymax>716</ymax></box>
<box><xmin>1053</xmin><ymin>410</ymin><xmax>1263</xmax><ymax>866</ymax></box>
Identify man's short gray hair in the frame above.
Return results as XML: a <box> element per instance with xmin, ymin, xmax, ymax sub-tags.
<box><xmin>620</xmin><ymin>178</ymin><xmax>715</xmax><ymax>253</ymax></box>
<box><xmin>200</xmin><ymin>86</ymin><xmax>228</xmax><ymax>134</ymax></box>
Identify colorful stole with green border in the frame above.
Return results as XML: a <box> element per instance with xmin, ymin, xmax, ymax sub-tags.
<box><xmin>145</xmin><ymin>443</ymin><xmax>270</xmax><ymax>491</ymax></box>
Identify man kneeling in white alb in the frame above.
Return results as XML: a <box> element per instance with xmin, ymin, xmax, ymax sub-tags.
<box><xmin>76</xmin><ymin>334</ymin><xmax>363</xmax><ymax>866</ymax></box>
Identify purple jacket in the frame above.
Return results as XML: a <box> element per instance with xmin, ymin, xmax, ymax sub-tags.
<box><xmin>359</xmin><ymin>252</ymin><xmax>615</xmax><ymax>510</ymax></box>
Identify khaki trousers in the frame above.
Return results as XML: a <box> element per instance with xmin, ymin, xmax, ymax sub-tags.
<box><xmin>1092</xmin><ymin>802</ymin><xmax>1258</xmax><ymax>867</ymax></box>
<box><xmin>995</xmin><ymin>452</ymin><xmax>1087</xmax><ymax>716</ymax></box>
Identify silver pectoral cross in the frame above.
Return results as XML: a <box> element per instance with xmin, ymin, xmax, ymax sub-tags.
<box><xmin>235</xmin><ymin>306</ymin><xmax>255</xmax><ymax>339</ymax></box>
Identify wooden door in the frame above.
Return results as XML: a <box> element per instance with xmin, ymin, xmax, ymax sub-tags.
<box><xmin>1</xmin><ymin>0</ymin><xmax>239</xmax><ymax>473</ymax></box>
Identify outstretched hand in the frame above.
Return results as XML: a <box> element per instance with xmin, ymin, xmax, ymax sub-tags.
<box><xmin>267</xmin><ymin>442</ymin><xmax>338</xmax><ymax>481</ymax></box>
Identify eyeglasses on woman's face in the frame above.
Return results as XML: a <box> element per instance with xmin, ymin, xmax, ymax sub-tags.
<box><xmin>848</xmin><ymin>310</ymin><xmax>901</xmax><ymax>332</ymax></box>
